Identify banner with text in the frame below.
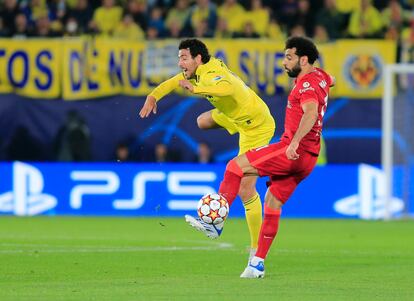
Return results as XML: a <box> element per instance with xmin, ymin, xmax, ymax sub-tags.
<box><xmin>0</xmin><ymin>39</ymin><xmax>61</xmax><ymax>98</ymax></box>
<box><xmin>0</xmin><ymin>39</ymin><xmax>396</xmax><ymax>99</ymax></box>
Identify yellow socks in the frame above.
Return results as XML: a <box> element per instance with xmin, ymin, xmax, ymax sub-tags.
<box><xmin>243</xmin><ymin>193</ymin><xmax>262</xmax><ymax>249</ymax></box>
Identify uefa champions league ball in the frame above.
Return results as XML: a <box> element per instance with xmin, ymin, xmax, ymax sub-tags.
<box><xmin>197</xmin><ymin>193</ymin><xmax>229</xmax><ymax>225</ymax></box>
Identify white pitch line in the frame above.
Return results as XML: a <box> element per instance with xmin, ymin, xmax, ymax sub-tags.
<box><xmin>0</xmin><ymin>242</ymin><xmax>234</xmax><ymax>254</ymax></box>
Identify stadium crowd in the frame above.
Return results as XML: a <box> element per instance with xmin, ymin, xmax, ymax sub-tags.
<box><xmin>0</xmin><ymin>0</ymin><xmax>414</xmax><ymax>44</ymax></box>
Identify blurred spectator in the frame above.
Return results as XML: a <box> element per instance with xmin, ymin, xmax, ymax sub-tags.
<box><xmin>0</xmin><ymin>0</ymin><xmax>20</xmax><ymax>36</ymax></box>
<box><xmin>267</xmin><ymin>16</ymin><xmax>285</xmax><ymax>40</ymax></box>
<box><xmin>0</xmin><ymin>17</ymin><xmax>7</xmax><ymax>37</ymax></box>
<box><xmin>167</xmin><ymin>19</ymin><xmax>181</xmax><ymax>38</ymax></box>
<box><xmin>89</xmin><ymin>0</ymin><xmax>122</xmax><ymax>36</ymax></box>
<box><xmin>54</xmin><ymin>110</ymin><xmax>92</xmax><ymax>162</ymax></box>
<box><xmin>381</xmin><ymin>0</ymin><xmax>412</xmax><ymax>34</ymax></box>
<box><xmin>22</xmin><ymin>0</ymin><xmax>51</xmax><ymax>27</ymax></box>
<box><xmin>66</xmin><ymin>0</ymin><xmax>94</xmax><ymax>34</ymax></box>
<box><xmin>313</xmin><ymin>24</ymin><xmax>330</xmax><ymax>43</ymax></box>
<box><xmin>7</xmin><ymin>126</ymin><xmax>44</xmax><ymax>161</ymax></box>
<box><xmin>154</xmin><ymin>143</ymin><xmax>169</xmax><ymax>162</ymax></box>
<box><xmin>146</xmin><ymin>25</ymin><xmax>160</xmax><ymax>39</ymax></box>
<box><xmin>194</xmin><ymin>142</ymin><xmax>214</xmax><ymax>164</ymax></box>
<box><xmin>147</xmin><ymin>6</ymin><xmax>166</xmax><ymax>37</ymax></box>
<box><xmin>114</xmin><ymin>142</ymin><xmax>133</xmax><ymax>162</ymax></box>
<box><xmin>63</xmin><ymin>16</ymin><xmax>80</xmax><ymax>36</ymax></box>
<box><xmin>347</xmin><ymin>0</ymin><xmax>383</xmax><ymax>38</ymax></box>
<box><xmin>289</xmin><ymin>24</ymin><xmax>306</xmax><ymax>37</ymax></box>
<box><xmin>48</xmin><ymin>0</ymin><xmax>68</xmax><ymax>26</ymax></box>
<box><xmin>401</xmin><ymin>19</ymin><xmax>414</xmax><ymax>63</ymax></box>
<box><xmin>32</xmin><ymin>15</ymin><xmax>61</xmax><ymax>37</ymax></box>
<box><xmin>65</xmin><ymin>0</ymin><xmax>79</xmax><ymax>9</ymax></box>
<box><xmin>233</xmin><ymin>20</ymin><xmax>260</xmax><ymax>38</ymax></box>
<box><xmin>11</xmin><ymin>13</ymin><xmax>32</xmax><ymax>38</ymax></box>
<box><xmin>125</xmin><ymin>0</ymin><xmax>148</xmax><ymax>32</ymax></box>
<box><xmin>316</xmin><ymin>0</ymin><xmax>347</xmax><ymax>40</ymax></box>
<box><xmin>292</xmin><ymin>0</ymin><xmax>315</xmax><ymax>37</ymax></box>
<box><xmin>193</xmin><ymin>18</ymin><xmax>213</xmax><ymax>37</ymax></box>
<box><xmin>336</xmin><ymin>0</ymin><xmax>360</xmax><ymax>13</ymax></box>
<box><xmin>217</xmin><ymin>0</ymin><xmax>245</xmax><ymax>35</ymax></box>
<box><xmin>165</xmin><ymin>0</ymin><xmax>190</xmax><ymax>37</ymax></box>
<box><xmin>244</xmin><ymin>0</ymin><xmax>270</xmax><ymax>37</ymax></box>
<box><xmin>384</xmin><ymin>23</ymin><xmax>399</xmax><ymax>41</ymax></box>
<box><xmin>153</xmin><ymin>143</ymin><xmax>181</xmax><ymax>162</ymax></box>
<box><xmin>113</xmin><ymin>13</ymin><xmax>145</xmax><ymax>39</ymax></box>
<box><xmin>182</xmin><ymin>0</ymin><xmax>217</xmax><ymax>37</ymax></box>
<box><xmin>215</xmin><ymin>17</ymin><xmax>232</xmax><ymax>39</ymax></box>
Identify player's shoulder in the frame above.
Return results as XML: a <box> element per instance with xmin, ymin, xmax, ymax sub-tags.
<box><xmin>203</xmin><ymin>60</ymin><xmax>230</xmax><ymax>82</ymax></box>
<box><xmin>301</xmin><ymin>68</ymin><xmax>332</xmax><ymax>88</ymax></box>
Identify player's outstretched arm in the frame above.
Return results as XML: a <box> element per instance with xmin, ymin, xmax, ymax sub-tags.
<box><xmin>139</xmin><ymin>74</ymin><xmax>183</xmax><ymax>118</ymax></box>
<box><xmin>139</xmin><ymin>95</ymin><xmax>157</xmax><ymax>118</ymax></box>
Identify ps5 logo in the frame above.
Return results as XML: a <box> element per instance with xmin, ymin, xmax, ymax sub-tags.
<box><xmin>69</xmin><ymin>171</ymin><xmax>216</xmax><ymax>211</ymax></box>
<box><xmin>0</xmin><ymin>162</ymin><xmax>57</xmax><ymax>216</ymax></box>
<box><xmin>334</xmin><ymin>164</ymin><xmax>404</xmax><ymax>219</ymax></box>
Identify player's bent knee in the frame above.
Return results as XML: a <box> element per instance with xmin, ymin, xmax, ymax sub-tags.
<box><xmin>226</xmin><ymin>159</ymin><xmax>243</xmax><ymax>177</ymax></box>
<box><xmin>238</xmin><ymin>187</ymin><xmax>257</xmax><ymax>202</ymax></box>
<box><xmin>196</xmin><ymin>115</ymin><xmax>206</xmax><ymax>129</ymax></box>
<box><xmin>197</xmin><ymin>114</ymin><xmax>212</xmax><ymax>129</ymax></box>
<box><xmin>264</xmin><ymin>190</ymin><xmax>284</xmax><ymax>209</ymax></box>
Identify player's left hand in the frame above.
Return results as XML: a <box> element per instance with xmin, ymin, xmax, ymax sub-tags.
<box><xmin>179</xmin><ymin>80</ymin><xmax>194</xmax><ymax>92</ymax></box>
<box><xmin>286</xmin><ymin>141</ymin><xmax>300</xmax><ymax>160</ymax></box>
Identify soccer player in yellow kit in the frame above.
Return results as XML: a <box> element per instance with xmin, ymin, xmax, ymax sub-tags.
<box><xmin>139</xmin><ymin>39</ymin><xmax>275</xmax><ymax>261</ymax></box>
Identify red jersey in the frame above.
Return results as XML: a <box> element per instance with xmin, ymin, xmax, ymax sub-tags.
<box><xmin>281</xmin><ymin>67</ymin><xmax>332</xmax><ymax>155</ymax></box>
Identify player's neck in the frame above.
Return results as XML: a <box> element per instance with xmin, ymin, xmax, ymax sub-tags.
<box><xmin>297</xmin><ymin>65</ymin><xmax>316</xmax><ymax>81</ymax></box>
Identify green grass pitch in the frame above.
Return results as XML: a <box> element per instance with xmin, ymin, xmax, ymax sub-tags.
<box><xmin>0</xmin><ymin>217</ymin><xmax>413</xmax><ymax>301</ymax></box>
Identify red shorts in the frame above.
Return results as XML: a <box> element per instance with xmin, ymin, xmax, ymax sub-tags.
<box><xmin>245</xmin><ymin>141</ymin><xmax>318</xmax><ymax>203</ymax></box>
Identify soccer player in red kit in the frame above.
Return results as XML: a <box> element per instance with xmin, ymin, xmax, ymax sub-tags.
<box><xmin>217</xmin><ymin>36</ymin><xmax>334</xmax><ymax>278</ymax></box>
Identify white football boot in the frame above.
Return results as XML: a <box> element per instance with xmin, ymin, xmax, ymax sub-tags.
<box><xmin>240</xmin><ymin>256</ymin><xmax>265</xmax><ymax>278</ymax></box>
<box><xmin>184</xmin><ymin>215</ymin><xmax>223</xmax><ymax>239</ymax></box>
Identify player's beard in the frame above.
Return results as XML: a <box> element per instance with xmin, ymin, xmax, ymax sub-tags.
<box><xmin>183</xmin><ymin>70</ymin><xmax>196</xmax><ymax>80</ymax></box>
<box><xmin>286</xmin><ymin>62</ymin><xmax>301</xmax><ymax>78</ymax></box>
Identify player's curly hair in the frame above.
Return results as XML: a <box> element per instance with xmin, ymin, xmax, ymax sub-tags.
<box><xmin>285</xmin><ymin>36</ymin><xmax>319</xmax><ymax>64</ymax></box>
<box><xmin>179</xmin><ymin>39</ymin><xmax>211</xmax><ymax>64</ymax></box>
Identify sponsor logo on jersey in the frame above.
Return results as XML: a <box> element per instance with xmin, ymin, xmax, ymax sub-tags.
<box><xmin>299</xmin><ymin>87</ymin><xmax>315</xmax><ymax>93</ymax></box>
<box><xmin>213</xmin><ymin>76</ymin><xmax>223</xmax><ymax>81</ymax></box>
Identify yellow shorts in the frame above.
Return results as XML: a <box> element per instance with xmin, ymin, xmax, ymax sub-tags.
<box><xmin>211</xmin><ymin>109</ymin><xmax>275</xmax><ymax>155</ymax></box>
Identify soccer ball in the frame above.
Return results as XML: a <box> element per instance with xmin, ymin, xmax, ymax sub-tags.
<box><xmin>197</xmin><ymin>193</ymin><xmax>229</xmax><ymax>225</ymax></box>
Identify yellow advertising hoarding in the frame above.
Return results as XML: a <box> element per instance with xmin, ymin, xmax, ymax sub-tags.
<box><xmin>329</xmin><ymin>40</ymin><xmax>396</xmax><ymax>98</ymax></box>
<box><xmin>0</xmin><ymin>38</ymin><xmax>396</xmax><ymax>100</ymax></box>
<box><xmin>0</xmin><ymin>39</ymin><xmax>61</xmax><ymax>98</ymax></box>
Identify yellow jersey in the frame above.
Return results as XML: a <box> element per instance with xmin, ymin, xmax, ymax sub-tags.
<box><xmin>149</xmin><ymin>57</ymin><xmax>274</xmax><ymax>133</ymax></box>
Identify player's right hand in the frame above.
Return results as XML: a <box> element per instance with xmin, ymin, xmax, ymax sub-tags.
<box><xmin>139</xmin><ymin>95</ymin><xmax>157</xmax><ymax>118</ymax></box>
<box><xmin>286</xmin><ymin>141</ymin><xmax>300</xmax><ymax>160</ymax></box>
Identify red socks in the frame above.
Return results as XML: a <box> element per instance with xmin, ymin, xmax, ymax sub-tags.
<box><xmin>256</xmin><ymin>205</ymin><xmax>281</xmax><ymax>259</ymax></box>
<box><xmin>218</xmin><ymin>159</ymin><xmax>243</xmax><ymax>206</ymax></box>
